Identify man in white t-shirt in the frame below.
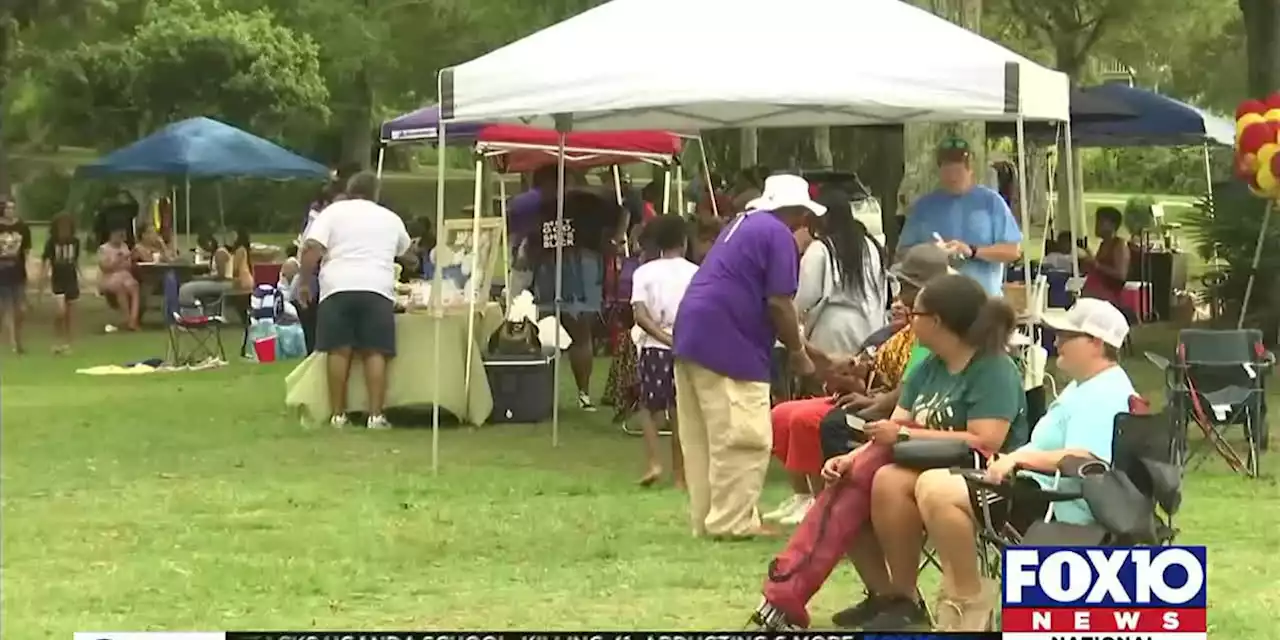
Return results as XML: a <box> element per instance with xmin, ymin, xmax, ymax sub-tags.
<box><xmin>297</xmin><ymin>173</ymin><xmax>411</xmax><ymax>429</ymax></box>
<box><xmin>631</xmin><ymin>215</ymin><xmax>699</xmax><ymax>487</ymax></box>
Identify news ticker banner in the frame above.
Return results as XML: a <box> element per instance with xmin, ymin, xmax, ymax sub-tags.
<box><xmin>71</xmin><ymin>632</ymin><xmax>1203</xmax><ymax>640</ymax></box>
<box><xmin>75</xmin><ymin>545</ymin><xmax>1210</xmax><ymax>640</ymax></box>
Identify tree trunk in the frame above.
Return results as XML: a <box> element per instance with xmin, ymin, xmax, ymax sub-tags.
<box><xmin>812</xmin><ymin>126</ymin><xmax>833</xmax><ymax>168</ymax></box>
<box><xmin>1241</xmin><ymin>0</ymin><xmax>1280</xmax><ymax>97</ymax></box>
<box><xmin>338</xmin><ymin>65</ymin><xmax>375</xmax><ymax>172</ymax></box>
<box><xmin>0</xmin><ymin>26</ymin><xmax>11</xmax><ymax>195</ymax></box>
<box><xmin>739</xmin><ymin>127</ymin><xmax>759</xmax><ymax>168</ymax></box>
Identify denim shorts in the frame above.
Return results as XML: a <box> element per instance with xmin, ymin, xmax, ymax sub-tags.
<box><xmin>533</xmin><ymin>249</ymin><xmax>603</xmax><ymax>315</ymax></box>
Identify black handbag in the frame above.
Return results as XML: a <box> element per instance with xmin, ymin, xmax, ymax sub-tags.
<box><xmin>487</xmin><ymin>319</ymin><xmax>542</xmax><ymax>356</ymax></box>
<box><xmin>1080</xmin><ymin>467</ymin><xmax>1158</xmax><ymax>543</ymax></box>
<box><xmin>891</xmin><ymin>439</ymin><xmax>978</xmax><ymax>470</ymax></box>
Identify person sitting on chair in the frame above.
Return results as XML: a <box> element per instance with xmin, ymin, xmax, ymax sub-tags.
<box><xmin>753</xmin><ymin>274</ymin><xmax>1027</xmax><ymax>632</ymax></box>
<box><xmin>178</xmin><ymin>228</ymin><xmax>253</xmax><ymax>310</ymax></box>
<box><xmin>911</xmin><ymin>298</ymin><xmax>1134</xmax><ymax>631</ymax></box>
<box><xmin>133</xmin><ymin>225</ymin><xmax>175</xmax><ymax>263</ymax></box>
<box><xmin>764</xmin><ymin>244</ymin><xmax>951</xmax><ymax>529</ymax></box>
<box><xmin>97</xmin><ymin>228</ymin><xmax>140</xmax><ymax>331</ymax></box>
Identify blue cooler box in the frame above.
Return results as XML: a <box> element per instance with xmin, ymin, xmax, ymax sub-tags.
<box><xmin>484</xmin><ymin>349</ymin><xmax>557</xmax><ymax>423</ymax></box>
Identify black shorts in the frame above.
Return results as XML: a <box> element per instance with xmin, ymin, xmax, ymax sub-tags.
<box><xmin>970</xmin><ymin>477</ymin><xmax>1052</xmax><ymax>536</ymax></box>
<box><xmin>51</xmin><ymin>273</ymin><xmax>80</xmax><ymax>301</ymax></box>
<box><xmin>315</xmin><ymin>291</ymin><xmax>397</xmax><ymax>356</ymax></box>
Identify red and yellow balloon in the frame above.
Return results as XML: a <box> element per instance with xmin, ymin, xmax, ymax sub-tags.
<box><xmin>1235</xmin><ymin>91</ymin><xmax>1280</xmax><ymax>199</ymax></box>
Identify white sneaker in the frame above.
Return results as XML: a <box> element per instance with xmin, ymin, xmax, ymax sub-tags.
<box><xmin>330</xmin><ymin>414</ymin><xmax>349</xmax><ymax>428</ymax></box>
<box><xmin>577</xmin><ymin>392</ymin><xmax>597</xmax><ymax>412</ymax></box>
<box><xmin>367</xmin><ymin>414</ymin><xmax>391</xmax><ymax>430</ymax></box>
<box><xmin>778</xmin><ymin>496</ymin><xmax>815</xmax><ymax>526</ymax></box>
<box><xmin>763</xmin><ymin>494</ymin><xmax>809</xmax><ymax>522</ymax></box>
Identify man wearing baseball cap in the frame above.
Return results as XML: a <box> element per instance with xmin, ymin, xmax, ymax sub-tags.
<box><xmin>897</xmin><ymin>135</ymin><xmax>1022</xmax><ymax>297</ymax></box>
<box><xmin>673</xmin><ymin>173</ymin><xmax>827</xmax><ymax>539</ymax></box>
<box><xmin>912</xmin><ymin>297</ymin><xmax>1136</xmax><ymax>630</ymax></box>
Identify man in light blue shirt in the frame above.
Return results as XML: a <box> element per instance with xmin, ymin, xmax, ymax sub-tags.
<box><xmin>897</xmin><ymin>136</ymin><xmax>1023</xmax><ymax>296</ymax></box>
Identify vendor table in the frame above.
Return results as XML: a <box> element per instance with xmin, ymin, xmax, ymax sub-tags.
<box><xmin>284</xmin><ymin>303</ymin><xmax>504</xmax><ymax>425</ymax></box>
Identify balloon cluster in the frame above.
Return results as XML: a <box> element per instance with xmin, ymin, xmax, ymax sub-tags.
<box><xmin>1235</xmin><ymin>92</ymin><xmax>1280</xmax><ymax>198</ymax></box>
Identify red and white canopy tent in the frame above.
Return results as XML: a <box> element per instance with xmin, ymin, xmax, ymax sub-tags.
<box><xmin>375</xmin><ymin>118</ymin><xmax>714</xmax><ymax>465</ymax></box>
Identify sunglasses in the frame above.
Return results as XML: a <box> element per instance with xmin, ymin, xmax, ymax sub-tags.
<box><xmin>1054</xmin><ymin>330</ymin><xmax>1093</xmax><ymax>344</ymax></box>
<box><xmin>937</xmin><ymin>137</ymin><xmax>971</xmax><ymax>152</ymax></box>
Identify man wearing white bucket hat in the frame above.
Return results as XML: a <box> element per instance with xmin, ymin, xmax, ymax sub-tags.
<box><xmin>673</xmin><ymin>173</ymin><xmax>830</xmax><ymax>539</ymax></box>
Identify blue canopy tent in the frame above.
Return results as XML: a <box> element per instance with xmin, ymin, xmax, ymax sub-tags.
<box><xmin>77</xmin><ymin>117</ymin><xmax>330</xmax><ymax>244</ymax></box>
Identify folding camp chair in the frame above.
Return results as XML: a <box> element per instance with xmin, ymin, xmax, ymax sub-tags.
<box><xmin>959</xmin><ymin>407</ymin><xmax>1183</xmax><ymax>629</ymax></box>
<box><xmin>162</xmin><ymin>270</ymin><xmax>227</xmax><ymax>366</ymax></box>
<box><xmin>1145</xmin><ymin>329</ymin><xmax>1273</xmax><ymax>477</ymax></box>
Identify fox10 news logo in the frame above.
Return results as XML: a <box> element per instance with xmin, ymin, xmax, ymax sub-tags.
<box><xmin>1001</xmin><ymin>546</ymin><xmax>1207</xmax><ymax>640</ymax></box>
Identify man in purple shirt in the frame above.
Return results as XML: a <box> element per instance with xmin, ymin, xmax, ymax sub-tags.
<box><xmin>673</xmin><ymin>174</ymin><xmax>825</xmax><ymax>539</ymax></box>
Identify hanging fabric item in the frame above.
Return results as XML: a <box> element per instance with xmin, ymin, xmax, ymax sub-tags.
<box><xmin>158</xmin><ymin>195</ymin><xmax>175</xmax><ymax>245</ymax></box>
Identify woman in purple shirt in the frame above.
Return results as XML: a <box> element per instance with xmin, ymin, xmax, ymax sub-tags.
<box><xmin>672</xmin><ymin>174</ymin><xmax>827</xmax><ymax>539</ymax></box>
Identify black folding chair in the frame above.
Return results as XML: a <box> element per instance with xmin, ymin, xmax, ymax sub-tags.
<box><xmin>959</xmin><ymin>408</ymin><xmax>1184</xmax><ymax>629</ymax></box>
<box><xmin>162</xmin><ymin>270</ymin><xmax>227</xmax><ymax>366</ymax></box>
<box><xmin>1145</xmin><ymin>329</ymin><xmax>1273</xmax><ymax>477</ymax></box>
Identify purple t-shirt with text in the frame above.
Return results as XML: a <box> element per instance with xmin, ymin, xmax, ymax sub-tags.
<box><xmin>673</xmin><ymin>211</ymin><xmax>800</xmax><ymax>382</ymax></box>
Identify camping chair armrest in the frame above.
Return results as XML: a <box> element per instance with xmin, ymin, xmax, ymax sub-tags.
<box><xmin>1144</xmin><ymin>351</ymin><xmax>1173</xmax><ymax>371</ymax></box>
<box><xmin>1261</xmin><ymin>351</ymin><xmax>1277</xmax><ymax>370</ymax></box>
<box><xmin>1058</xmin><ymin>454</ymin><xmax>1108</xmax><ymax>478</ymax></box>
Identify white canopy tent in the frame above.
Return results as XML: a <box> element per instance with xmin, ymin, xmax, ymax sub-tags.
<box><xmin>430</xmin><ymin>0</ymin><xmax>1074</xmax><ymax>465</ymax></box>
<box><xmin>438</xmin><ymin>0</ymin><xmax>1069</xmax><ymax>128</ymax></box>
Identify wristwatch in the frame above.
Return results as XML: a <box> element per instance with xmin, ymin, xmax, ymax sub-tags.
<box><xmin>897</xmin><ymin>426</ymin><xmax>911</xmax><ymax>442</ymax></box>
<box><xmin>968</xmin><ymin>243</ymin><xmax>979</xmax><ymax>259</ymax></box>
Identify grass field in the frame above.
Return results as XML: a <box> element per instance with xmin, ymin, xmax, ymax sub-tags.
<box><xmin>2</xmin><ymin>296</ymin><xmax>1279</xmax><ymax>639</ymax></box>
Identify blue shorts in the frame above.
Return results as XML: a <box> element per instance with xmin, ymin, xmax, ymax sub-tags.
<box><xmin>534</xmin><ymin>249</ymin><xmax>603</xmax><ymax>315</ymax></box>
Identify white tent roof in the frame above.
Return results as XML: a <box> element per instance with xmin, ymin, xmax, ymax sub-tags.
<box><xmin>439</xmin><ymin>0</ymin><xmax>1070</xmax><ymax>130</ymax></box>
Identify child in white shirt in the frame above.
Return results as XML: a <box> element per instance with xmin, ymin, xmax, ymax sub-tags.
<box><xmin>631</xmin><ymin>215</ymin><xmax>699</xmax><ymax>488</ymax></box>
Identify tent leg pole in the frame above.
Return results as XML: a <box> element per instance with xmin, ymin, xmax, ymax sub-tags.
<box><xmin>1063</xmin><ymin>120</ymin><xmax>1079</xmax><ymax>278</ymax></box>
<box><xmin>1202</xmin><ymin>142</ymin><xmax>1215</xmax><ymax>208</ymax></box>
<box><xmin>1240</xmin><ymin>200</ymin><xmax>1273</xmax><ymax>330</ymax></box>
<box><xmin>697</xmin><ymin>136</ymin><xmax>718</xmax><ymax>217</ymax></box>
<box><xmin>185</xmin><ymin>178</ymin><xmax>192</xmax><ymax>249</ymax></box>
<box><xmin>431</xmin><ymin>123</ymin><xmax>448</xmax><ymax>475</ymax></box>
<box><xmin>499</xmin><ymin>176</ymin><xmax>511</xmax><ymax>309</ymax></box>
<box><xmin>553</xmin><ymin>127</ymin><xmax>569</xmax><ymax>448</ymax></box>
<box><xmin>464</xmin><ymin>158</ymin><xmax>483</xmax><ymax>408</ymax></box>
<box><xmin>662</xmin><ymin>171</ymin><xmax>671</xmax><ymax>215</ymax></box>
<box><xmin>1014</xmin><ymin>116</ymin><xmax>1032</xmax><ymax>294</ymax></box>
<box><xmin>675</xmin><ymin>164</ymin><xmax>685</xmax><ymax>215</ymax></box>
<box><xmin>375</xmin><ymin>146</ymin><xmax>387</xmax><ymax>200</ymax></box>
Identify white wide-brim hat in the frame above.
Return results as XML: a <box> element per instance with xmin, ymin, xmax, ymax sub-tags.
<box><xmin>744</xmin><ymin>174</ymin><xmax>827</xmax><ymax>217</ymax></box>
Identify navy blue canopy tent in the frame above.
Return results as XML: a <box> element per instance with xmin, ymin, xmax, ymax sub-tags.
<box><xmin>77</xmin><ymin>117</ymin><xmax>330</xmax><ymax>179</ymax></box>
<box><xmin>379</xmin><ymin>104</ymin><xmax>486</xmax><ymax>145</ymax></box>
<box><xmin>77</xmin><ymin>117</ymin><xmax>329</xmax><ymax>244</ymax></box>
<box><xmin>1066</xmin><ymin>83</ymin><xmax>1233</xmax><ymax>148</ymax></box>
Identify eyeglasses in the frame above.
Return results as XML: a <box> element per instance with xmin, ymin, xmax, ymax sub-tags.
<box><xmin>907</xmin><ymin>309</ymin><xmax>934</xmax><ymax>321</ymax></box>
<box><xmin>1054</xmin><ymin>330</ymin><xmax>1092</xmax><ymax>345</ymax></box>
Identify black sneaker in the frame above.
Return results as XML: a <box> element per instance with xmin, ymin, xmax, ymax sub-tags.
<box><xmin>860</xmin><ymin>596</ymin><xmax>930</xmax><ymax>631</ymax></box>
<box><xmin>831</xmin><ymin>592</ymin><xmax>891</xmax><ymax>629</ymax></box>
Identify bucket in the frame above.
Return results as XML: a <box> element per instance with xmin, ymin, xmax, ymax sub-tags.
<box><xmin>253</xmin><ymin>336</ymin><xmax>277</xmax><ymax>363</ymax></box>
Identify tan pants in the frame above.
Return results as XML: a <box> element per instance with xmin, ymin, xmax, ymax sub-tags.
<box><xmin>675</xmin><ymin>358</ymin><xmax>773</xmax><ymax>537</ymax></box>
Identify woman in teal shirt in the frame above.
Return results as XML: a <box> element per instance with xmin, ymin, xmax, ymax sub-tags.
<box><xmin>821</xmin><ymin>273</ymin><xmax>1026</xmax><ymax>630</ymax></box>
<box><xmin>913</xmin><ymin>298</ymin><xmax>1136</xmax><ymax>631</ymax></box>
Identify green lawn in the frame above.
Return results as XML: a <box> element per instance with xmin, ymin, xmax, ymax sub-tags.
<box><xmin>2</xmin><ymin>298</ymin><xmax>1279</xmax><ymax>638</ymax></box>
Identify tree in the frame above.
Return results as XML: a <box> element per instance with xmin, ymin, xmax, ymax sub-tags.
<box><xmin>44</xmin><ymin>0</ymin><xmax>329</xmax><ymax>147</ymax></box>
<box><xmin>1240</xmin><ymin>0</ymin><xmax>1280</xmax><ymax>97</ymax></box>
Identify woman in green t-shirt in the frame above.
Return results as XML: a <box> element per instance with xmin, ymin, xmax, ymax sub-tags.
<box><xmin>821</xmin><ymin>274</ymin><xmax>1026</xmax><ymax>630</ymax></box>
